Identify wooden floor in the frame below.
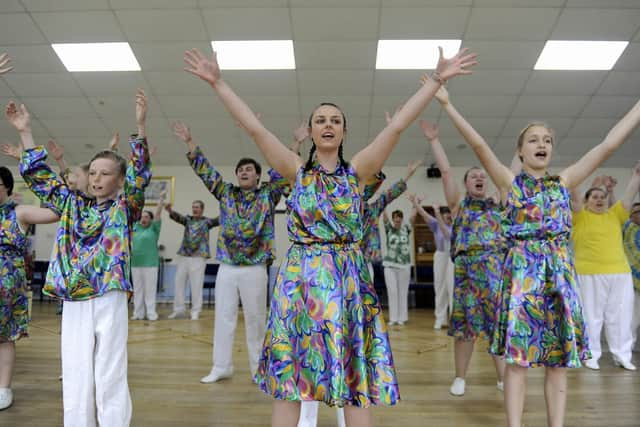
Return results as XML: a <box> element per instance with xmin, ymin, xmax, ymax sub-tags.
<box><xmin>4</xmin><ymin>302</ymin><xmax>639</xmax><ymax>427</ymax></box>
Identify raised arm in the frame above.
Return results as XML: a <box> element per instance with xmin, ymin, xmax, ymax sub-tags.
<box><xmin>351</xmin><ymin>47</ymin><xmax>477</xmax><ymax>181</ymax></box>
<box><xmin>173</xmin><ymin>121</ymin><xmax>198</xmax><ymax>156</ymax></box>
<box><xmin>46</xmin><ymin>140</ymin><xmax>68</xmax><ymax>176</ymax></box>
<box><xmin>164</xmin><ymin>203</ymin><xmax>187</xmax><ymax>226</ymax></box>
<box><xmin>184</xmin><ymin>48</ymin><xmax>300</xmax><ymax>182</ymax></box>
<box><xmin>15</xmin><ymin>205</ymin><xmax>60</xmax><ymax>231</ymax></box>
<box><xmin>291</xmin><ymin>122</ymin><xmax>309</xmax><ymax>155</ymax></box>
<box><xmin>435</xmin><ymin>81</ymin><xmax>513</xmax><ymax>193</ymax></box>
<box><xmin>604</xmin><ymin>176</ymin><xmax>618</xmax><ymax>207</ymax></box>
<box><xmin>408</xmin><ymin>193</ymin><xmax>436</xmax><ymax>224</ymax></box>
<box><xmin>432</xmin><ymin>203</ymin><xmax>451</xmax><ymax>239</ymax></box>
<box><xmin>0</xmin><ymin>53</ymin><xmax>13</xmax><ymax>74</ymax></box>
<box><xmin>153</xmin><ymin>191</ymin><xmax>166</xmax><ymax>220</ymax></box>
<box><xmin>561</xmin><ymin>99</ymin><xmax>640</xmax><ymax>189</ymax></box>
<box><xmin>622</xmin><ymin>162</ymin><xmax>640</xmax><ymax>211</ymax></box>
<box><xmin>124</xmin><ymin>89</ymin><xmax>152</xmax><ymax>222</ymax></box>
<box><xmin>420</xmin><ymin>119</ymin><xmax>461</xmax><ymax>211</ymax></box>
<box><xmin>108</xmin><ymin>131</ymin><xmax>120</xmax><ymax>152</ymax></box>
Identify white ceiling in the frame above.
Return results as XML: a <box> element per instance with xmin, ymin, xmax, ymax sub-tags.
<box><xmin>0</xmin><ymin>0</ymin><xmax>639</xmax><ymax>168</ymax></box>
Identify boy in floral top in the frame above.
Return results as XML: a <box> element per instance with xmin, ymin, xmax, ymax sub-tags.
<box><xmin>172</xmin><ymin>121</ymin><xmax>286</xmax><ymax>384</ymax></box>
<box><xmin>11</xmin><ymin>89</ymin><xmax>151</xmax><ymax>427</ymax></box>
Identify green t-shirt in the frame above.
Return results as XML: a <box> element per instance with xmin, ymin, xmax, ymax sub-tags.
<box><xmin>383</xmin><ymin>223</ymin><xmax>411</xmax><ymax>267</ymax></box>
<box><xmin>132</xmin><ymin>220</ymin><xmax>161</xmax><ymax>267</ymax></box>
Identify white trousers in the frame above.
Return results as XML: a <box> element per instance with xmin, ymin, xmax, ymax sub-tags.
<box><xmin>212</xmin><ymin>263</ymin><xmax>267</xmax><ymax>376</ymax></box>
<box><xmin>61</xmin><ymin>291</ymin><xmax>131</xmax><ymax>427</ymax></box>
<box><xmin>633</xmin><ymin>289</ymin><xmax>640</xmax><ymax>349</ymax></box>
<box><xmin>132</xmin><ymin>267</ymin><xmax>158</xmax><ymax>320</ymax></box>
<box><xmin>578</xmin><ymin>273</ymin><xmax>635</xmax><ymax>364</ymax></box>
<box><xmin>384</xmin><ymin>266</ymin><xmax>411</xmax><ymax>323</ymax></box>
<box><xmin>298</xmin><ymin>401</ymin><xmax>346</xmax><ymax>427</ymax></box>
<box><xmin>433</xmin><ymin>250</ymin><xmax>454</xmax><ymax>325</ymax></box>
<box><xmin>172</xmin><ymin>256</ymin><xmax>206</xmax><ymax>316</ymax></box>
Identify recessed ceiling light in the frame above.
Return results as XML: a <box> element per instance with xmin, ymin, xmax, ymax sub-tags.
<box><xmin>210</xmin><ymin>40</ymin><xmax>296</xmax><ymax>70</ymax></box>
<box><xmin>534</xmin><ymin>40</ymin><xmax>628</xmax><ymax>70</ymax></box>
<box><xmin>52</xmin><ymin>42</ymin><xmax>141</xmax><ymax>72</ymax></box>
<box><xmin>375</xmin><ymin>40</ymin><xmax>462</xmax><ymax>70</ymax></box>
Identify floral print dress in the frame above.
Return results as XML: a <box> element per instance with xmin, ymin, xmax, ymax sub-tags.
<box><xmin>489</xmin><ymin>173</ymin><xmax>591</xmax><ymax>367</ymax></box>
<box><xmin>255</xmin><ymin>161</ymin><xmax>399</xmax><ymax>408</ymax></box>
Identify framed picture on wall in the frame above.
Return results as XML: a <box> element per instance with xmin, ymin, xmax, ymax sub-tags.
<box><xmin>144</xmin><ymin>176</ymin><xmax>175</xmax><ymax>206</ymax></box>
<box><xmin>11</xmin><ymin>180</ymin><xmax>40</xmax><ymax>206</ymax></box>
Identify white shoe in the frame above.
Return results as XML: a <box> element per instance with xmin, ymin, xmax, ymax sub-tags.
<box><xmin>387</xmin><ymin>321</ymin><xmax>397</xmax><ymax>326</ymax></box>
<box><xmin>614</xmin><ymin>359</ymin><xmax>637</xmax><ymax>371</ymax></box>
<box><xmin>449</xmin><ymin>377</ymin><xmax>465</xmax><ymax>396</ymax></box>
<box><xmin>496</xmin><ymin>381</ymin><xmax>504</xmax><ymax>392</ymax></box>
<box><xmin>434</xmin><ymin>321</ymin><xmax>442</xmax><ymax>329</ymax></box>
<box><xmin>130</xmin><ymin>315</ymin><xmax>142</xmax><ymax>321</ymax></box>
<box><xmin>167</xmin><ymin>311</ymin><xmax>185</xmax><ymax>319</ymax></box>
<box><xmin>584</xmin><ymin>359</ymin><xmax>600</xmax><ymax>370</ymax></box>
<box><xmin>191</xmin><ymin>313</ymin><xmax>200</xmax><ymax>320</ymax></box>
<box><xmin>397</xmin><ymin>321</ymin><xmax>405</xmax><ymax>326</ymax></box>
<box><xmin>200</xmin><ymin>368</ymin><xmax>233</xmax><ymax>383</ymax></box>
<box><xmin>0</xmin><ymin>388</ymin><xmax>13</xmax><ymax>410</ymax></box>
<box><xmin>147</xmin><ymin>313</ymin><xmax>158</xmax><ymax>321</ymax></box>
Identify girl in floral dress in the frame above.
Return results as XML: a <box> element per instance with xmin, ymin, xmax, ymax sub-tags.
<box><xmin>184</xmin><ymin>46</ymin><xmax>477</xmax><ymax>426</ymax></box>
<box><xmin>436</xmin><ymin>81</ymin><xmax>640</xmax><ymax>426</ymax></box>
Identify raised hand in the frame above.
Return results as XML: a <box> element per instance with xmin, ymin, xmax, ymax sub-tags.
<box><xmin>149</xmin><ymin>144</ymin><xmax>157</xmax><ymax>157</ymax></box>
<box><xmin>172</xmin><ymin>121</ymin><xmax>192</xmax><ymax>143</ymax></box>
<box><xmin>406</xmin><ymin>159</ymin><xmax>424</xmax><ymax>180</ymax></box>
<box><xmin>420</xmin><ymin>119</ymin><xmax>439</xmax><ymax>141</ymax></box>
<box><xmin>604</xmin><ymin>175</ymin><xmax>618</xmax><ymax>192</ymax></box>
<box><xmin>47</xmin><ymin>140</ymin><xmax>65</xmax><ymax>161</ymax></box>
<box><xmin>385</xmin><ymin>105</ymin><xmax>403</xmax><ymax>125</ymax></box>
<box><xmin>184</xmin><ymin>48</ymin><xmax>221</xmax><ymax>85</ymax></box>
<box><xmin>0</xmin><ymin>142</ymin><xmax>22</xmax><ymax>160</ymax></box>
<box><xmin>135</xmin><ymin>89</ymin><xmax>147</xmax><ymax>128</ymax></box>
<box><xmin>108</xmin><ymin>132</ymin><xmax>120</xmax><ymax>151</ymax></box>
<box><xmin>5</xmin><ymin>101</ymin><xmax>31</xmax><ymax>133</ymax></box>
<box><xmin>0</xmin><ymin>53</ymin><xmax>13</xmax><ymax>75</ymax></box>
<box><xmin>164</xmin><ymin>203</ymin><xmax>172</xmax><ymax>212</ymax></box>
<box><xmin>434</xmin><ymin>47</ymin><xmax>478</xmax><ymax>82</ymax></box>
<box><xmin>293</xmin><ymin>122</ymin><xmax>309</xmax><ymax>144</ymax></box>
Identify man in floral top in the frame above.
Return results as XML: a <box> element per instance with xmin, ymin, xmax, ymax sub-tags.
<box><xmin>172</xmin><ymin>121</ymin><xmax>287</xmax><ymax>383</ymax></box>
<box><xmin>166</xmin><ymin>200</ymin><xmax>219</xmax><ymax>320</ymax></box>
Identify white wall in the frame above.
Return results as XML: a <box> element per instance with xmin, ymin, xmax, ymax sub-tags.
<box><xmin>10</xmin><ymin>163</ymin><xmax>639</xmax><ymax>267</ymax></box>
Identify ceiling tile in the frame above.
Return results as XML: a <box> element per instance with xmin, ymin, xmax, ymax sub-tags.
<box><xmin>443</xmin><ymin>95</ymin><xmax>518</xmax><ymax>117</ymax></box>
<box><xmin>473</xmin><ymin>0</ymin><xmax>564</xmax><ymax>5</ymax></box>
<box><xmin>567</xmin><ymin>117</ymin><xmax>623</xmax><ymax>139</ymax></box>
<box><xmin>244</xmin><ymin>95</ymin><xmax>301</xmax><ymax>116</ymax></box>
<box><xmin>22</xmin><ymin>97</ymin><xmax>96</xmax><ymax>118</ymax></box>
<box><xmin>565</xmin><ymin>0</ymin><xmax>640</xmax><ymax>8</ymax></box>
<box><xmin>511</xmin><ymin>95</ymin><xmax>590</xmax><ymax>117</ymax></box>
<box><xmin>3</xmin><ymin>73</ymin><xmax>83</xmax><ymax>97</ymax></box>
<box><xmin>581</xmin><ymin>96</ymin><xmax>639</xmax><ymax>118</ymax></box>
<box><xmin>597</xmin><ymin>71</ymin><xmax>640</xmax><ymax>96</ymax></box>
<box><xmin>217</xmin><ymin>70</ymin><xmax>298</xmax><ymax>96</ymax></box>
<box><xmin>41</xmin><ymin>116</ymin><xmax>108</xmax><ymax>137</ymax></box>
<box><xmin>0</xmin><ymin>13</ymin><xmax>47</xmax><ymax>44</ymax></box>
<box><xmin>551</xmin><ymin>8</ymin><xmax>640</xmax><ymax>40</ymax></box>
<box><xmin>291</xmin><ymin>8</ymin><xmax>379</xmax><ymax>41</ymax></box>
<box><xmin>379</xmin><ymin>7</ymin><xmax>469</xmax><ymax>38</ymax></box>
<box><xmin>0</xmin><ymin>45</ymin><xmax>65</xmax><ymax>73</ymax></box>
<box><xmin>198</xmin><ymin>0</ymin><xmax>288</xmax><ymax>7</ymax></box>
<box><xmin>448</xmin><ymin>69</ymin><xmax>530</xmax><ymax>95</ymax></box>
<box><xmin>298</xmin><ymin>70</ymin><xmax>373</xmax><ymax>96</ymax></box>
<box><xmin>98</xmin><ymin>116</ymin><xmax>172</xmax><ymax>139</ymax></box>
<box><xmin>22</xmin><ymin>0</ymin><xmax>110</xmax><ymax>11</ymax></box>
<box><xmin>614</xmin><ymin>43</ymin><xmax>640</xmax><ymax>71</ymax></box>
<box><xmin>464</xmin><ymin>41</ymin><xmax>544</xmax><ymax>70</ymax></box>
<box><xmin>0</xmin><ymin>81</ymin><xmax>15</xmax><ymax>97</ymax></box>
<box><xmin>523</xmin><ymin>71</ymin><xmax>607</xmax><ymax>95</ymax></box>
<box><xmin>110</xmin><ymin>0</ymin><xmax>198</xmax><ymax>8</ymax></box>
<box><xmin>301</xmin><ymin>96</ymin><xmax>372</xmax><ymax>118</ymax></box>
<box><xmin>88</xmin><ymin>95</ymin><xmax>164</xmax><ymax>119</ymax></box>
<box><xmin>382</xmin><ymin>0</ymin><xmax>472</xmax><ymax>6</ymax></box>
<box><xmin>132</xmin><ymin>42</ymin><xmax>210</xmax><ymax>72</ymax></box>
<box><xmin>203</xmin><ymin>8</ymin><xmax>292</xmax><ymax>40</ymax></box>
<box><xmin>72</xmin><ymin>72</ymin><xmax>150</xmax><ymax>96</ymax></box>
<box><xmin>373</xmin><ymin>70</ymin><xmax>426</xmax><ymax>96</ymax></box>
<box><xmin>31</xmin><ymin>11</ymin><xmax>125</xmax><ymax>42</ymax></box>
<box><xmin>0</xmin><ymin>1</ymin><xmax>24</xmax><ymax>12</ymax></box>
<box><xmin>501</xmin><ymin>117</ymin><xmax>574</xmax><ymax>138</ymax></box>
<box><xmin>370</xmin><ymin>95</ymin><xmax>441</xmax><ymax>119</ymax></box>
<box><xmin>465</xmin><ymin>8</ymin><xmax>560</xmax><ymax>41</ymax></box>
<box><xmin>294</xmin><ymin>41</ymin><xmax>376</xmax><ymax>70</ymax></box>
<box><xmin>115</xmin><ymin>9</ymin><xmax>208</xmax><ymax>42</ymax></box>
<box><xmin>156</xmin><ymin>95</ymin><xmax>228</xmax><ymax>118</ymax></box>
<box><xmin>439</xmin><ymin>117</ymin><xmax>507</xmax><ymax>138</ymax></box>
<box><xmin>556</xmin><ymin>137</ymin><xmax>607</xmax><ymax>156</ymax></box>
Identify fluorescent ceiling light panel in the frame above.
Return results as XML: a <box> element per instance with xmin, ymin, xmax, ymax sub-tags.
<box><xmin>376</xmin><ymin>40</ymin><xmax>462</xmax><ymax>70</ymax></box>
<box><xmin>210</xmin><ymin>40</ymin><xmax>295</xmax><ymax>70</ymax></box>
<box><xmin>52</xmin><ymin>42</ymin><xmax>141</xmax><ymax>72</ymax></box>
<box><xmin>534</xmin><ymin>40</ymin><xmax>628</xmax><ymax>70</ymax></box>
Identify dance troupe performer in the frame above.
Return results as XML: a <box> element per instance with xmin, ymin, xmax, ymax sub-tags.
<box><xmin>183</xmin><ymin>45</ymin><xmax>476</xmax><ymax>426</ymax></box>
<box><xmin>165</xmin><ymin>198</ymin><xmax>219</xmax><ymax>321</ymax></box>
<box><xmin>417</xmin><ymin>109</ymin><xmax>506</xmax><ymax>396</ymax></box>
<box><xmin>9</xmin><ymin>89</ymin><xmax>151</xmax><ymax>427</ymax></box>
<box><xmin>436</xmin><ymin>73</ymin><xmax>640</xmax><ymax>425</ymax></box>
<box><xmin>171</xmin><ymin>120</ymin><xmax>287</xmax><ymax>384</ymax></box>
<box><xmin>571</xmin><ymin>162</ymin><xmax>640</xmax><ymax>371</ymax></box>
<box><xmin>623</xmin><ymin>202</ymin><xmax>640</xmax><ymax>349</ymax></box>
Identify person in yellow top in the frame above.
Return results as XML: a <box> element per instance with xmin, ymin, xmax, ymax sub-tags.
<box><xmin>572</xmin><ymin>161</ymin><xmax>640</xmax><ymax>371</ymax></box>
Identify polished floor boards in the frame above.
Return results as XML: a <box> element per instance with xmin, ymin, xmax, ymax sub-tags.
<box><xmin>4</xmin><ymin>302</ymin><xmax>639</xmax><ymax>426</ymax></box>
